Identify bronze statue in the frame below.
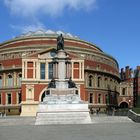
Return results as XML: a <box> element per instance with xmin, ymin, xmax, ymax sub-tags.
<box><xmin>57</xmin><ymin>34</ymin><xmax>64</xmax><ymax>50</ymax></box>
<box><xmin>68</xmin><ymin>77</ymin><xmax>76</xmax><ymax>88</ymax></box>
<box><xmin>48</xmin><ymin>78</ymin><xmax>56</xmax><ymax>88</ymax></box>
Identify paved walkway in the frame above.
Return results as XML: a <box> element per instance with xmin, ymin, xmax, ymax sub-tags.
<box><xmin>0</xmin><ymin>115</ymin><xmax>133</xmax><ymax>126</ymax></box>
<box><xmin>0</xmin><ymin>116</ymin><xmax>36</xmax><ymax>126</ymax></box>
<box><xmin>90</xmin><ymin>115</ymin><xmax>133</xmax><ymax>124</ymax></box>
<box><xmin>0</xmin><ymin>116</ymin><xmax>139</xmax><ymax>140</ymax></box>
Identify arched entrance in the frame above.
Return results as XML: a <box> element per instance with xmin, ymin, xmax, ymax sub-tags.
<box><xmin>119</xmin><ymin>102</ymin><xmax>129</xmax><ymax>108</ymax></box>
<box><xmin>39</xmin><ymin>87</ymin><xmax>48</xmax><ymax>102</ymax></box>
<box><xmin>41</xmin><ymin>91</ymin><xmax>46</xmax><ymax>102</ymax></box>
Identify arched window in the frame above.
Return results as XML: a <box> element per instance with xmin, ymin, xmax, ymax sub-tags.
<box><xmin>17</xmin><ymin>92</ymin><xmax>21</xmax><ymax>104</ymax></box>
<box><xmin>122</xmin><ymin>88</ymin><xmax>126</xmax><ymax>95</ymax></box>
<box><xmin>89</xmin><ymin>75</ymin><xmax>93</xmax><ymax>87</ymax></box>
<box><xmin>7</xmin><ymin>74</ymin><xmax>13</xmax><ymax>87</ymax></box>
<box><xmin>98</xmin><ymin>94</ymin><xmax>101</xmax><ymax>104</ymax></box>
<box><xmin>7</xmin><ymin>93</ymin><xmax>11</xmax><ymax>104</ymax></box>
<box><xmin>0</xmin><ymin>75</ymin><xmax>2</xmax><ymax>88</ymax></box>
<box><xmin>104</xmin><ymin>78</ymin><xmax>108</xmax><ymax>88</ymax></box>
<box><xmin>89</xmin><ymin>93</ymin><xmax>93</xmax><ymax>103</ymax></box>
<box><xmin>105</xmin><ymin>94</ymin><xmax>108</xmax><ymax>104</ymax></box>
<box><xmin>97</xmin><ymin>77</ymin><xmax>101</xmax><ymax>87</ymax></box>
<box><xmin>97</xmin><ymin>64</ymin><xmax>100</xmax><ymax>69</ymax></box>
<box><xmin>120</xmin><ymin>102</ymin><xmax>128</xmax><ymax>108</ymax></box>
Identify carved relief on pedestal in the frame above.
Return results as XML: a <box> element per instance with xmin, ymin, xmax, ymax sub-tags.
<box><xmin>26</xmin><ymin>85</ymin><xmax>34</xmax><ymax>100</ymax></box>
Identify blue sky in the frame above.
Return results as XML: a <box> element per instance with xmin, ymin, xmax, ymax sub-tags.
<box><xmin>0</xmin><ymin>0</ymin><xmax>140</xmax><ymax>70</ymax></box>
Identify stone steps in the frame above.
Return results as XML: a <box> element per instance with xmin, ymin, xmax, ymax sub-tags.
<box><xmin>35</xmin><ymin>112</ymin><xmax>91</xmax><ymax>125</ymax></box>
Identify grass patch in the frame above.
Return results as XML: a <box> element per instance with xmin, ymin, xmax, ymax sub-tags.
<box><xmin>132</xmin><ymin>108</ymin><xmax>140</xmax><ymax>114</ymax></box>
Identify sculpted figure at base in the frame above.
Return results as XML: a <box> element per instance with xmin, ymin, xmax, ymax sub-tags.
<box><xmin>57</xmin><ymin>34</ymin><xmax>64</xmax><ymax>50</ymax></box>
<box><xmin>68</xmin><ymin>77</ymin><xmax>77</xmax><ymax>88</ymax></box>
<box><xmin>48</xmin><ymin>78</ymin><xmax>56</xmax><ymax>88</ymax></box>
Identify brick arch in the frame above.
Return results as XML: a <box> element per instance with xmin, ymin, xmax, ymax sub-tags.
<box><xmin>7</xmin><ymin>73</ymin><xmax>13</xmax><ymax>78</ymax></box>
<box><xmin>119</xmin><ymin>101</ymin><xmax>129</xmax><ymax>108</ymax></box>
<box><xmin>17</xmin><ymin>72</ymin><xmax>22</xmax><ymax>77</ymax></box>
<box><xmin>39</xmin><ymin>87</ymin><xmax>48</xmax><ymax>102</ymax></box>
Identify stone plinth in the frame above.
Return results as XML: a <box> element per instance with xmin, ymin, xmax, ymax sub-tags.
<box><xmin>20</xmin><ymin>101</ymin><xmax>39</xmax><ymax>116</ymax></box>
<box><xmin>35</xmin><ymin>103</ymin><xmax>91</xmax><ymax>125</ymax></box>
<box><xmin>35</xmin><ymin>47</ymin><xmax>91</xmax><ymax>125</ymax></box>
<box><xmin>55</xmin><ymin>80</ymin><xmax>68</xmax><ymax>89</ymax></box>
<box><xmin>35</xmin><ymin>92</ymin><xmax>91</xmax><ymax>125</ymax></box>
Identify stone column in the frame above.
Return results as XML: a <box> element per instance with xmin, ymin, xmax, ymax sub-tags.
<box><xmin>56</xmin><ymin>63</ymin><xmax>58</xmax><ymax>79</ymax></box>
<box><xmin>56</xmin><ymin>50</ymin><xmax>68</xmax><ymax>88</ymax></box>
<box><xmin>3</xmin><ymin>73</ymin><xmax>6</xmax><ymax>87</ymax></box>
<box><xmin>68</xmin><ymin>62</ymin><xmax>72</xmax><ymax>78</ymax></box>
<box><xmin>25</xmin><ymin>61</ymin><xmax>27</xmax><ymax>79</ymax></box>
<box><xmin>58</xmin><ymin>61</ymin><xmax>66</xmax><ymax>79</ymax></box>
<box><xmin>53</xmin><ymin>63</ymin><xmax>56</xmax><ymax>79</ymax></box>
<box><xmin>65</xmin><ymin>62</ymin><xmax>67</xmax><ymax>79</ymax></box>
<box><xmin>57</xmin><ymin>51</ymin><xmax>66</xmax><ymax>80</ymax></box>
<box><xmin>79</xmin><ymin>62</ymin><xmax>81</xmax><ymax>80</ymax></box>
<box><xmin>36</xmin><ymin>61</ymin><xmax>40</xmax><ymax>80</ymax></box>
<box><xmin>13</xmin><ymin>72</ymin><xmax>16</xmax><ymax>87</ymax></box>
<box><xmin>22</xmin><ymin>60</ymin><xmax>25</xmax><ymax>79</ymax></box>
<box><xmin>33</xmin><ymin>61</ymin><xmax>36</xmax><ymax>79</ymax></box>
<box><xmin>82</xmin><ymin>62</ymin><xmax>84</xmax><ymax>80</ymax></box>
<box><xmin>71</xmin><ymin>61</ymin><xmax>74</xmax><ymax>79</ymax></box>
<box><xmin>46</xmin><ymin>62</ymin><xmax>48</xmax><ymax>80</ymax></box>
<box><xmin>66</xmin><ymin>62</ymin><xmax>71</xmax><ymax>79</ymax></box>
<box><xmin>94</xmin><ymin>74</ymin><xmax>97</xmax><ymax>88</ymax></box>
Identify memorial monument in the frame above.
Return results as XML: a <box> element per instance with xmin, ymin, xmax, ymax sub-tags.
<box><xmin>35</xmin><ymin>34</ymin><xmax>91</xmax><ymax>125</ymax></box>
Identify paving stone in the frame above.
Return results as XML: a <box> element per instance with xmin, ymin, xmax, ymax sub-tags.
<box><xmin>0</xmin><ymin>117</ymin><xmax>139</xmax><ymax>140</ymax></box>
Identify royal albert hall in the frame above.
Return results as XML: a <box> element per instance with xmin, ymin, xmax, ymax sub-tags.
<box><xmin>0</xmin><ymin>30</ymin><xmax>120</xmax><ymax>116</ymax></box>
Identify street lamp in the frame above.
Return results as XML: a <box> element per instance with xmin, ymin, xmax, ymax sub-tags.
<box><xmin>128</xmin><ymin>99</ymin><xmax>131</xmax><ymax>108</ymax></box>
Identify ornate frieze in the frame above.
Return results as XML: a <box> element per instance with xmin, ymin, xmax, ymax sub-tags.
<box><xmin>0</xmin><ymin>51</ymin><xmax>36</xmax><ymax>60</ymax></box>
<box><xmin>85</xmin><ymin>54</ymin><xmax>118</xmax><ymax>69</ymax></box>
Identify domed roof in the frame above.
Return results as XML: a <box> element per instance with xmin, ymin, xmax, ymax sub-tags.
<box><xmin>17</xmin><ymin>30</ymin><xmax>79</xmax><ymax>39</ymax></box>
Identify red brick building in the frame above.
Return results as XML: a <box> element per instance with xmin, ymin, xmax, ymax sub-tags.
<box><xmin>119</xmin><ymin>66</ymin><xmax>140</xmax><ymax>108</ymax></box>
<box><xmin>119</xmin><ymin>66</ymin><xmax>133</xmax><ymax>108</ymax></box>
<box><xmin>133</xmin><ymin>66</ymin><xmax>140</xmax><ymax>107</ymax></box>
<box><xmin>0</xmin><ymin>30</ymin><xmax>120</xmax><ymax>116</ymax></box>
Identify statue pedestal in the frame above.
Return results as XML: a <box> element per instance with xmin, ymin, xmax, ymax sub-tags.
<box><xmin>55</xmin><ymin>80</ymin><xmax>68</xmax><ymax>89</ymax></box>
<box><xmin>35</xmin><ymin>104</ymin><xmax>91</xmax><ymax>125</ymax></box>
<box><xmin>35</xmin><ymin>39</ymin><xmax>91</xmax><ymax>125</ymax></box>
<box><xmin>35</xmin><ymin>90</ymin><xmax>91</xmax><ymax>125</ymax></box>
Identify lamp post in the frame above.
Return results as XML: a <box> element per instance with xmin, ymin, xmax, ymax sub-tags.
<box><xmin>128</xmin><ymin>99</ymin><xmax>131</xmax><ymax>109</ymax></box>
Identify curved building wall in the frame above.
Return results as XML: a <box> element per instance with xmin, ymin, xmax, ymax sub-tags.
<box><xmin>0</xmin><ymin>33</ymin><xmax>120</xmax><ymax>115</ymax></box>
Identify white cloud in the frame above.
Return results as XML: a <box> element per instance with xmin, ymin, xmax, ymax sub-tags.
<box><xmin>4</xmin><ymin>0</ymin><xmax>97</xmax><ymax>17</ymax></box>
<box><xmin>10</xmin><ymin>23</ymin><xmax>46</xmax><ymax>33</ymax></box>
